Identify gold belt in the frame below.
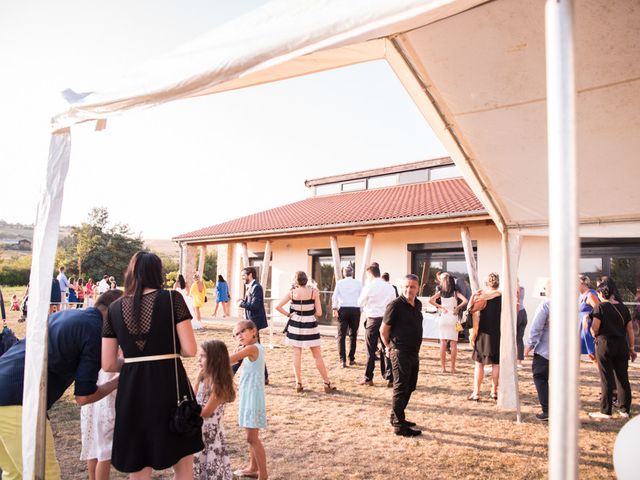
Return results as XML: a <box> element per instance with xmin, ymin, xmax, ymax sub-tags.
<box><xmin>124</xmin><ymin>353</ymin><xmax>179</xmax><ymax>363</ymax></box>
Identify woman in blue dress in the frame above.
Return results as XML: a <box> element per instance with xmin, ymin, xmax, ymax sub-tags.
<box><xmin>578</xmin><ymin>274</ymin><xmax>599</xmax><ymax>361</ymax></box>
<box><xmin>214</xmin><ymin>275</ymin><xmax>230</xmax><ymax>317</ymax></box>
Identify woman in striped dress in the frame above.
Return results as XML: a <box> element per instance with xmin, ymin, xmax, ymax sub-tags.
<box><xmin>276</xmin><ymin>271</ymin><xmax>337</xmax><ymax>394</ymax></box>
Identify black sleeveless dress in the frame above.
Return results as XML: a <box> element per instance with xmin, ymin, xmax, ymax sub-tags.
<box><xmin>103</xmin><ymin>290</ymin><xmax>204</xmax><ymax>472</ymax></box>
<box><xmin>472</xmin><ymin>296</ymin><xmax>502</xmax><ymax>365</ymax></box>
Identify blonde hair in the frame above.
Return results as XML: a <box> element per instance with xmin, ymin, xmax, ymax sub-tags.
<box><xmin>486</xmin><ymin>272</ymin><xmax>500</xmax><ymax>289</ymax></box>
<box><xmin>578</xmin><ymin>274</ymin><xmax>591</xmax><ymax>287</ymax></box>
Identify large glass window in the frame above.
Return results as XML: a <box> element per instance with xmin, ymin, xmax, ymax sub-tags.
<box><xmin>309</xmin><ymin>248</ymin><xmax>355</xmax><ymax>325</ymax></box>
<box><xmin>409</xmin><ymin>242</ymin><xmax>476</xmax><ymax>297</ymax></box>
<box><xmin>580</xmin><ymin>239</ymin><xmax>640</xmax><ymax>304</ymax></box>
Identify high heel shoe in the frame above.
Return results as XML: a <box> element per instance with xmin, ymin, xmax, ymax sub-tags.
<box><xmin>324</xmin><ymin>381</ymin><xmax>337</xmax><ymax>393</ymax></box>
<box><xmin>295</xmin><ymin>382</ymin><xmax>304</xmax><ymax>393</ymax></box>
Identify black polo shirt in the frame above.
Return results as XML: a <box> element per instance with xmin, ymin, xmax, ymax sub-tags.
<box><xmin>383</xmin><ymin>295</ymin><xmax>423</xmax><ymax>352</ymax></box>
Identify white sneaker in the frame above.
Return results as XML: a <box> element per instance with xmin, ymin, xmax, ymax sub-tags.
<box><xmin>588</xmin><ymin>412</ymin><xmax>612</xmax><ymax>419</ymax></box>
<box><xmin>618</xmin><ymin>411</ymin><xmax>630</xmax><ymax>419</ymax></box>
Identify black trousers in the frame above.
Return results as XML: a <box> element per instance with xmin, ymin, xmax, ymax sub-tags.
<box><xmin>364</xmin><ymin>317</ymin><xmax>392</xmax><ymax>381</ymax></box>
<box><xmin>532</xmin><ymin>353</ymin><xmax>549</xmax><ymax>414</ymax></box>
<box><xmin>516</xmin><ymin>309</ymin><xmax>528</xmax><ymax>361</ymax></box>
<box><xmin>595</xmin><ymin>336</ymin><xmax>631</xmax><ymax>414</ymax></box>
<box><xmin>337</xmin><ymin>307</ymin><xmax>361</xmax><ymax>362</ymax></box>
<box><xmin>390</xmin><ymin>348</ymin><xmax>419</xmax><ymax>426</ymax></box>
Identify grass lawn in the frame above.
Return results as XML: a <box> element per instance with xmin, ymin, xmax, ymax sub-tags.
<box><xmin>2</xmin><ymin>287</ymin><xmax>634</xmax><ymax>479</ymax></box>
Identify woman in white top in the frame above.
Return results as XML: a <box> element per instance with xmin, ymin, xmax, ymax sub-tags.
<box><xmin>174</xmin><ymin>274</ymin><xmax>201</xmax><ymax>330</ymax></box>
<box><xmin>429</xmin><ymin>273</ymin><xmax>468</xmax><ymax>373</ymax></box>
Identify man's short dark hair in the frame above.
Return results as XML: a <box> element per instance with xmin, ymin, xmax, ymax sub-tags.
<box><xmin>95</xmin><ymin>289</ymin><xmax>123</xmax><ymax>309</ymax></box>
<box><xmin>242</xmin><ymin>267</ymin><xmax>257</xmax><ymax>280</ymax></box>
<box><xmin>366</xmin><ymin>265</ymin><xmax>381</xmax><ymax>278</ymax></box>
<box><xmin>381</xmin><ymin>272</ymin><xmax>390</xmax><ymax>281</ymax></box>
<box><xmin>404</xmin><ymin>274</ymin><xmax>419</xmax><ymax>283</ymax></box>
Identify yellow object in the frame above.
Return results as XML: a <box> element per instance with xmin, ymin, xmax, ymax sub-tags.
<box><xmin>0</xmin><ymin>405</ymin><xmax>61</xmax><ymax>480</ymax></box>
<box><xmin>190</xmin><ymin>281</ymin><xmax>206</xmax><ymax>308</ymax></box>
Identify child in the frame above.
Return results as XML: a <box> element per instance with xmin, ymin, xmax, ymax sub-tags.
<box><xmin>80</xmin><ymin>370</ymin><xmax>118</xmax><ymax>480</ymax></box>
<box><xmin>193</xmin><ymin>340</ymin><xmax>235</xmax><ymax>480</ymax></box>
<box><xmin>10</xmin><ymin>294</ymin><xmax>20</xmax><ymax>311</ymax></box>
<box><xmin>230</xmin><ymin>320</ymin><xmax>268</xmax><ymax>480</ymax></box>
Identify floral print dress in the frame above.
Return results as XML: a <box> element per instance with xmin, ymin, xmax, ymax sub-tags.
<box><xmin>193</xmin><ymin>381</ymin><xmax>232</xmax><ymax>480</ymax></box>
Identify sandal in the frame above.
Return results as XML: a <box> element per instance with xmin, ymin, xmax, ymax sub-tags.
<box><xmin>232</xmin><ymin>469</ymin><xmax>259</xmax><ymax>478</ymax></box>
<box><xmin>295</xmin><ymin>382</ymin><xmax>304</xmax><ymax>393</ymax></box>
<box><xmin>490</xmin><ymin>392</ymin><xmax>498</xmax><ymax>400</ymax></box>
<box><xmin>467</xmin><ymin>393</ymin><xmax>480</xmax><ymax>401</ymax></box>
<box><xmin>324</xmin><ymin>381</ymin><xmax>337</xmax><ymax>393</ymax></box>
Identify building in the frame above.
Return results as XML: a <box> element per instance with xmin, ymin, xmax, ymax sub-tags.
<box><xmin>173</xmin><ymin>158</ymin><xmax>639</xmax><ymax>338</ymax></box>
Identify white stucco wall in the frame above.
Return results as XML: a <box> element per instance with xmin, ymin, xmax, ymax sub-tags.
<box><xmin>218</xmin><ymin>224</ymin><xmax>551</xmax><ymax>332</ymax></box>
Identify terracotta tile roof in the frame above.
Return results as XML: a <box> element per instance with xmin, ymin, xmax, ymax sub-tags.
<box><xmin>174</xmin><ymin>178</ymin><xmax>485</xmax><ymax>241</ymax></box>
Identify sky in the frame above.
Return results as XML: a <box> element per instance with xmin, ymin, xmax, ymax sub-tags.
<box><xmin>0</xmin><ymin>0</ymin><xmax>447</xmax><ymax>239</ymax></box>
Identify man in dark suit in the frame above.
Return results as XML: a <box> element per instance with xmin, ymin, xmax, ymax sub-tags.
<box><xmin>238</xmin><ymin>267</ymin><xmax>269</xmax><ymax>384</ymax></box>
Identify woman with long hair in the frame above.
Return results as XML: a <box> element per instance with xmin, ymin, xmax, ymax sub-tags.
<box><xmin>102</xmin><ymin>251</ymin><xmax>203</xmax><ymax>479</ymax></box>
<box><xmin>429</xmin><ymin>273</ymin><xmax>468</xmax><ymax>373</ymax></box>
<box><xmin>275</xmin><ymin>270</ymin><xmax>336</xmax><ymax>393</ymax></box>
<box><xmin>588</xmin><ymin>277</ymin><xmax>636</xmax><ymax>419</ymax></box>
<box><xmin>214</xmin><ymin>275</ymin><xmax>230</xmax><ymax>318</ymax></box>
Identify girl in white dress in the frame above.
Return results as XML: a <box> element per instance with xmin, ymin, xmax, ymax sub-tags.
<box><xmin>80</xmin><ymin>369</ymin><xmax>118</xmax><ymax>480</ymax></box>
<box><xmin>429</xmin><ymin>273</ymin><xmax>468</xmax><ymax>373</ymax></box>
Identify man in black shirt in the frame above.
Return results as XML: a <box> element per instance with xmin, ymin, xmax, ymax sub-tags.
<box><xmin>380</xmin><ymin>274</ymin><xmax>423</xmax><ymax>436</ymax></box>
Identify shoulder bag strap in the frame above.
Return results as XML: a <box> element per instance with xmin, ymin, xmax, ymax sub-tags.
<box><xmin>169</xmin><ymin>290</ymin><xmax>195</xmax><ymax>404</ymax></box>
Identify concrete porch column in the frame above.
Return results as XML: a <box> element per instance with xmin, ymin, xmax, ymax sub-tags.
<box><xmin>181</xmin><ymin>244</ymin><xmax>198</xmax><ymax>282</ymax></box>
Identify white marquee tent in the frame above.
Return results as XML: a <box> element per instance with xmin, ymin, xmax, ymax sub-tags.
<box><xmin>24</xmin><ymin>0</ymin><xmax>639</xmax><ymax>478</ymax></box>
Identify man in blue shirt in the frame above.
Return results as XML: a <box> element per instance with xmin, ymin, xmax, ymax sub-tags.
<box><xmin>525</xmin><ymin>283</ymin><xmax>551</xmax><ymax>421</ymax></box>
<box><xmin>56</xmin><ymin>266</ymin><xmax>69</xmax><ymax>307</ymax></box>
<box><xmin>0</xmin><ymin>289</ymin><xmax>122</xmax><ymax>479</ymax></box>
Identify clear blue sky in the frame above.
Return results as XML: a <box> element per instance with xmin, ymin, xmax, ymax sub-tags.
<box><xmin>0</xmin><ymin>0</ymin><xmax>446</xmax><ymax>239</ymax></box>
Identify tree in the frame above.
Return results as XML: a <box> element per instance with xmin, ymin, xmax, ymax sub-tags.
<box><xmin>61</xmin><ymin>208</ymin><xmax>144</xmax><ymax>281</ymax></box>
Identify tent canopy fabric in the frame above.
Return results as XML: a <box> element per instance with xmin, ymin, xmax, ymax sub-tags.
<box><xmin>25</xmin><ymin>0</ymin><xmax>639</xmax><ymax>477</ymax></box>
<box><xmin>52</xmin><ymin>0</ymin><xmax>640</xmax><ymax>233</ymax></box>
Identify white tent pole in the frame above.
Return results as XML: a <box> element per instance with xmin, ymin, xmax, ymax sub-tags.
<box><xmin>497</xmin><ymin>230</ymin><xmax>522</xmax><ymax>418</ymax></box>
<box><xmin>460</xmin><ymin>227</ymin><xmax>479</xmax><ymax>292</ymax></box>
<box><xmin>545</xmin><ymin>1</ymin><xmax>579</xmax><ymax>479</ymax></box>
<box><xmin>23</xmin><ymin>131</ymin><xmax>71</xmax><ymax>480</ymax></box>
<box><xmin>360</xmin><ymin>233</ymin><xmax>374</xmax><ymax>284</ymax></box>
<box><xmin>330</xmin><ymin>236</ymin><xmax>342</xmax><ymax>283</ymax></box>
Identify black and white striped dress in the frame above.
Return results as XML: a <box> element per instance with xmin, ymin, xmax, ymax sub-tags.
<box><xmin>285</xmin><ymin>290</ymin><xmax>322</xmax><ymax>348</ymax></box>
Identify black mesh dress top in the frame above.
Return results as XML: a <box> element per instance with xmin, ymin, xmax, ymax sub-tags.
<box><xmin>103</xmin><ymin>290</ymin><xmax>203</xmax><ymax>472</ymax></box>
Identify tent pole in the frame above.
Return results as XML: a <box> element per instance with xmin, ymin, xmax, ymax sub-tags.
<box><xmin>360</xmin><ymin>233</ymin><xmax>374</xmax><ymax>284</ymax></box>
<box><xmin>330</xmin><ymin>236</ymin><xmax>342</xmax><ymax>283</ymax></box>
<box><xmin>460</xmin><ymin>227</ymin><xmax>479</xmax><ymax>292</ymax></box>
<box><xmin>545</xmin><ymin>1</ymin><xmax>579</xmax><ymax>479</ymax></box>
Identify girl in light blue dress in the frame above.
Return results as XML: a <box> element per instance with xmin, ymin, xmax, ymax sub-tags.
<box><xmin>229</xmin><ymin>320</ymin><xmax>267</xmax><ymax>479</ymax></box>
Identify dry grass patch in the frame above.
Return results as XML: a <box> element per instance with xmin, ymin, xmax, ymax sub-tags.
<box><xmin>2</xmin><ymin>305</ymin><xmax>633</xmax><ymax>479</ymax></box>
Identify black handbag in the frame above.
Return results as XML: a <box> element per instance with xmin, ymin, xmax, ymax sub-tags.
<box><xmin>0</xmin><ymin>323</ymin><xmax>18</xmax><ymax>357</ymax></box>
<box><xmin>167</xmin><ymin>291</ymin><xmax>203</xmax><ymax>435</ymax></box>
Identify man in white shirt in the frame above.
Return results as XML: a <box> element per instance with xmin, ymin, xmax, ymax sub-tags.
<box><xmin>97</xmin><ymin>275</ymin><xmax>110</xmax><ymax>294</ymax></box>
<box><xmin>331</xmin><ymin>266</ymin><xmax>362</xmax><ymax>368</ymax></box>
<box><xmin>56</xmin><ymin>266</ymin><xmax>69</xmax><ymax>307</ymax></box>
<box><xmin>357</xmin><ymin>264</ymin><xmax>396</xmax><ymax>386</ymax></box>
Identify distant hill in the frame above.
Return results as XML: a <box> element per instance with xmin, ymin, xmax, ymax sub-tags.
<box><xmin>144</xmin><ymin>239</ymin><xmax>180</xmax><ymax>261</ymax></box>
<box><xmin>0</xmin><ymin>220</ymin><xmax>179</xmax><ymax>261</ymax></box>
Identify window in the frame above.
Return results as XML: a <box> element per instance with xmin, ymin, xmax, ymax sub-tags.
<box><xmin>580</xmin><ymin>239</ymin><xmax>640</xmax><ymax>304</ymax></box>
<box><xmin>341</xmin><ymin>180</ymin><xmax>366</xmax><ymax>192</ymax></box>
<box><xmin>430</xmin><ymin>165</ymin><xmax>460</xmax><ymax>180</ymax></box>
<box><xmin>315</xmin><ymin>183</ymin><xmax>341</xmax><ymax>196</ymax></box>
<box><xmin>368</xmin><ymin>174</ymin><xmax>397</xmax><ymax>189</ymax></box>
<box><xmin>398</xmin><ymin>169</ymin><xmax>428</xmax><ymax>185</ymax></box>
<box><xmin>309</xmin><ymin>247</ymin><xmax>356</xmax><ymax>325</ymax></box>
<box><xmin>409</xmin><ymin>242</ymin><xmax>476</xmax><ymax>297</ymax></box>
